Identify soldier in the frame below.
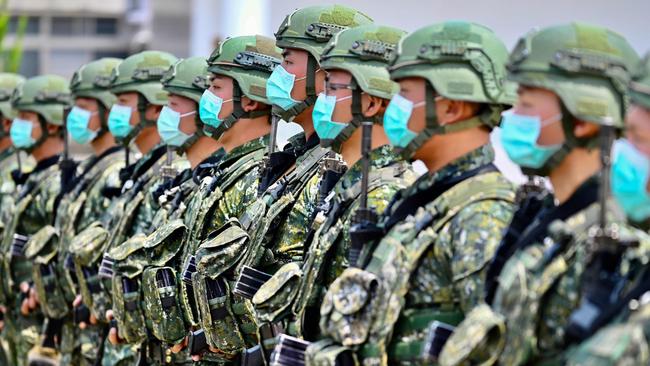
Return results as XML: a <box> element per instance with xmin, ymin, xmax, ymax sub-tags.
<box><xmin>251</xmin><ymin>22</ymin><xmax>423</xmax><ymax>361</ymax></box>
<box><xmin>0</xmin><ymin>72</ymin><xmax>27</xmax><ymax>366</ymax></box>
<box><xmin>63</xmin><ymin>50</ymin><xmax>181</xmax><ymax>364</ymax></box>
<box><xmin>107</xmin><ymin>35</ymin><xmax>280</xmax><ymax>365</ymax></box>
<box><xmin>45</xmin><ymin>58</ymin><xmax>125</xmax><ymax>366</ymax></box>
<box><xmin>294</xmin><ymin>21</ymin><xmax>516</xmax><ymax>365</ymax></box>
<box><xmin>439</xmin><ymin>23</ymin><xmax>650</xmax><ymax>366</ymax></box>
<box><xmin>563</xmin><ymin>53</ymin><xmax>650</xmax><ymax>366</ymax></box>
<box><xmin>0</xmin><ymin>73</ymin><xmax>26</xmax><ymax>217</ymax></box>
<box><xmin>0</xmin><ymin>75</ymin><xmax>70</xmax><ymax>365</ymax></box>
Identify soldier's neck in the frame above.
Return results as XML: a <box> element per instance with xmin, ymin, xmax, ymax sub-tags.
<box><xmin>90</xmin><ymin>132</ymin><xmax>117</xmax><ymax>157</ymax></box>
<box><xmin>292</xmin><ymin>106</ymin><xmax>315</xmax><ymax>138</ymax></box>
<box><xmin>187</xmin><ymin>136</ymin><xmax>223</xmax><ymax>168</ymax></box>
<box><xmin>134</xmin><ymin>126</ymin><xmax>161</xmax><ymax>155</ymax></box>
<box><xmin>32</xmin><ymin>137</ymin><xmax>64</xmax><ymax>163</ymax></box>
<box><xmin>339</xmin><ymin>123</ymin><xmax>390</xmax><ymax>167</ymax></box>
<box><xmin>0</xmin><ymin>136</ymin><xmax>12</xmax><ymax>151</ymax></box>
<box><xmin>549</xmin><ymin>146</ymin><xmax>601</xmax><ymax>204</ymax></box>
<box><xmin>418</xmin><ymin>126</ymin><xmax>489</xmax><ymax>174</ymax></box>
<box><xmin>220</xmin><ymin>115</ymin><xmax>271</xmax><ymax>153</ymax></box>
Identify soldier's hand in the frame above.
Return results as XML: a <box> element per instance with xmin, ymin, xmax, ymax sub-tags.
<box><xmin>73</xmin><ymin>295</ymin><xmax>97</xmax><ymax>329</ymax></box>
<box><xmin>20</xmin><ymin>284</ymin><xmax>39</xmax><ymax>315</ymax></box>
<box><xmin>106</xmin><ymin>309</ymin><xmax>123</xmax><ymax>345</ymax></box>
<box><xmin>0</xmin><ymin>305</ymin><xmax>5</xmax><ymax>331</ymax></box>
<box><xmin>170</xmin><ymin>336</ymin><xmax>187</xmax><ymax>354</ymax></box>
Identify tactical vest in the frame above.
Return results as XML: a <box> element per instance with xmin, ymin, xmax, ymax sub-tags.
<box><xmin>109</xmin><ymin>146</ymin><xmax>264</xmax><ymax>353</ymax></box>
<box><xmin>0</xmin><ymin>162</ymin><xmax>60</xmax><ymax>307</ymax></box>
<box><xmin>252</xmin><ymin>160</ymin><xmax>414</xmax><ymax>341</ymax></box>
<box><xmin>308</xmin><ymin>171</ymin><xmax>515</xmax><ymax>366</ymax></box>
<box><xmin>189</xmin><ymin>146</ymin><xmax>330</xmax><ymax>357</ymax></box>
<box><xmin>70</xmin><ymin>151</ymin><xmax>170</xmax><ymax>323</ymax></box>
<box><xmin>25</xmin><ymin>153</ymin><xmax>124</xmax><ymax>321</ymax></box>
<box><xmin>439</xmin><ymin>201</ymin><xmax>634</xmax><ymax>366</ymax></box>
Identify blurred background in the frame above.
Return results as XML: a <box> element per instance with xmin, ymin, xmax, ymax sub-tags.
<box><xmin>4</xmin><ymin>0</ymin><xmax>650</xmax><ymax>181</ymax></box>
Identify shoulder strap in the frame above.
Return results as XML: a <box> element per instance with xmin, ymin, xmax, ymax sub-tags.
<box><xmin>367</xmin><ymin>171</ymin><xmax>515</xmax><ymax>274</ymax></box>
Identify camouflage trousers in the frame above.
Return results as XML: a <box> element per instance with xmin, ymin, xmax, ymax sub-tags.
<box><xmin>5</xmin><ymin>308</ymin><xmax>41</xmax><ymax>366</ymax></box>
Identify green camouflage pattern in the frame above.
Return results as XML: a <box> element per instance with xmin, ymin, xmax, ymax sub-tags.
<box><xmin>0</xmin><ymin>158</ymin><xmax>61</xmax><ymax>366</ymax></box>
<box><xmin>630</xmin><ymin>52</ymin><xmax>650</xmax><ymax>110</ymax></box>
<box><xmin>507</xmin><ymin>23</ymin><xmax>639</xmax><ymax>127</ymax></box>
<box><xmin>275</xmin><ymin>5</ymin><xmax>374</xmax><ymax>61</ymax></box>
<box><xmin>564</xmin><ymin>295</ymin><xmax>650</xmax><ymax>366</ymax></box>
<box><xmin>459</xmin><ymin>200</ymin><xmax>650</xmax><ymax>365</ymax></box>
<box><xmin>0</xmin><ymin>72</ymin><xmax>25</xmax><ymax>120</ymax></box>
<box><xmin>310</xmin><ymin>145</ymin><xmax>516</xmax><ymax>365</ymax></box>
<box><xmin>253</xmin><ymin>145</ymin><xmax>416</xmax><ymax>337</ymax></box>
<box><xmin>11</xmin><ymin>74</ymin><xmax>71</xmax><ymax>126</ymax></box>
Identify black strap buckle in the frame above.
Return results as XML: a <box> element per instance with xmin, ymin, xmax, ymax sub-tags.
<box><xmin>422</xmin><ymin>321</ymin><xmax>455</xmax><ymax>361</ymax></box>
<box><xmin>234</xmin><ymin>266</ymin><xmax>272</xmax><ymax>300</ymax></box>
<box><xmin>269</xmin><ymin>334</ymin><xmax>310</xmax><ymax>366</ymax></box>
<box><xmin>11</xmin><ymin>233</ymin><xmax>29</xmax><ymax>258</ymax></box>
<box><xmin>98</xmin><ymin>254</ymin><xmax>115</xmax><ymax>279</ymax></box>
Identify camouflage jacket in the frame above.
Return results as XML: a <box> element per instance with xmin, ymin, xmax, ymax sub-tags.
<box><xmin>105</xmin><ymin>136</ymin><xmax>267</xmax><ymax>362</ymax></box>
<box><xmin>440</xmin><ymin>177</ymin><xmax>650</xmax><ymax>366</ymax></box>
<box><xmin>307</xmin><ymin>144</ymin><xmax>516</xmax><ymax>366</ymax></box>
<box><xmin>564</xmin><ymin>290</ymin><xmax>650</xmax><ymax>366</ymax></box>
<box><xmin>0</xmin><ymin>155</ymin><xmax>62</xmax><ymax>305</ymax></box>
<box><xmin>0</xmin><ymin>148</ymin><xmax>16</xmax><ymax>218</ymax></box>
<box><xmin>252</xmin><ymin>145</ymin><xmax>417</xmax><ymax>341</ymax></box>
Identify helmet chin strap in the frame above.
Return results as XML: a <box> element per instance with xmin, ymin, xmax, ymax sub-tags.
<box><xmin>397</xmin><ymin>82</ymin><xmax>483</xmax><ymax>159</ymax></box>
<box><xmin>22</xmin><ymin>114</ymin><xmax>60</xmax><ymax>153</ymax></box>
<box><xmin>176</xmin><ymin>103</ymin><xmax>205</xmax><ymax>153</ymax></box>
<box><xmin>92</xmin><ymin>102</ymin><xmax>109</xmax><ymax>142</ymax></box>
<box><xmin>276</xmin><ymin>55</ymin><xmax>319</xmax><ymax>121</ymax></box>
<box><xmin>203</xmin><ymin>81</ymin><xmax>271</xmax><ymax>141</ymax></box>
<box><xmin>521</xmin><ymin>102</ymin><xmax>601</xmax><ymax>177</ymax></box>
<box><xmin>117</xmin><ymin>93</ymin><xmax>158</xmax><ymax>146</ymax></box>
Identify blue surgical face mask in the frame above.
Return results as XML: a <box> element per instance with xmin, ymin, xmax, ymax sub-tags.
<box><xmin>198</xmin><ymin>90</ymin><xmax>232</xmax><ymax>131</ymax></box>
<box><xmin>10</xmin><ymin>118</ymin><xmax>36</xmax><ymax>149</ymax></box>
<box><xmin>383</xmin><ymin>93</ymin><xmax>425</xmax><ymax>148</ymax></box>
<box><xmin>499</xmin><ymin>110</ymin><xmax>563</xmax><ymax>169</ymax></box>
<box><xmin>67</xmin><ymin>106</ymin><xmax>99</xmax><ymax>144</ymax></box>
<box><xmin>313</xmin><ymin>93</ymin><xmax>352</xmax><ymax>141</ymax></box>
<box><xmin>611</xmin><ymin>139</ymin><xmax>650</xmax><ymax>222</ymax></box>
<box><xmin>107</xmin><ymin>104</ymin><xmax>134</xmax><ymax>139</ymax></box>
<box><xmin>266</xmin><ymin>65</ymin><xmax>306</xmax><ymax>111</ymax></box>
<box><xmin>157</xmin><ymin>106</ymin><xmax>196</xmax><ymax>147</ymax></box>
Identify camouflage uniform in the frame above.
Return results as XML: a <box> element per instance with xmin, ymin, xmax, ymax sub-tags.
<box><xmin>301</xmin><ymin>22</ymin><xmax>516</xmax><ymax>366</ymax></box>
<box><xmin>253</xmin><ymin>144</ymin><xmax>416</xmax><ymax>340</ymax></box>
<box><xmin>439</xmin><ymin>24</ymin><xmax>650</xmax><ymax>366</ymax></box>
<box><xmin>43</xmin><ymin>58</ymin><xmax>125</xmax><ymax>366</ymax></box>
<box><xmin>68</xmin><ymin>51</ymin><xmax>183</xmax><ymax>366</ymax></box>
<box><xmin>561</xmin><ymin>52</ymin><xmax>650</xmax><ymax>366</ymax></box>
<box><xmin>108</xmin><ymin>38</ymin><xmax>277</xmax><ymax>365</ymax></box>
<box><xmin>0</xmin><ymin>75</ymin><xmax>70</xmax><ymax>366</ymax></box>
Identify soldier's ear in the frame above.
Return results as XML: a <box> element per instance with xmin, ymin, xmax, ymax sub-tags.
<box><xmin>362</xmin><ymin>94</ymin><xmax>383</xmax><ymax>118</ymax></box>
<box><xmin>573</xmin><ymin>119</ymin><xmax>600</xmax><ymax>139</ymax></box>
<box><xmin>241</xmin><ymin>96</ymin><xmax>260</xmax><ymax>113</ymax></box>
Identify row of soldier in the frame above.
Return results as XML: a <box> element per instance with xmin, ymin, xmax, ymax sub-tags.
<box><xmin>0</xmin><ymin>4</ymin><xmax>648</xmax><ymax>366</ymax></box>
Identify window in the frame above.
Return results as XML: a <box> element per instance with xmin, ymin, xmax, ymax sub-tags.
<box><xmin>17</xmin><ymin>50</ymin><xmax>40</xmax><ymax>77</ymax></box>
<box><xmin>93</xmin><ymin>50</ymin><xmax>129</xmax><ymax>59</ymax></box>
<box><xmin>95</xmin><ymin>18</ymin><xmax>118</xmax><ymax>35</ymax></box>
<box><xmin>51</xmin><ymin>17</ymin><xmax>78</xmax><ymax>35</ymax></box>
<box><xmin>8</xmin><ymin>16</ymin><xmax>40</xmax><ymax>34</ymax></box>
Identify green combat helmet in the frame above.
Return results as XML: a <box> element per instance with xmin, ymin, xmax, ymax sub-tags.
<box><xmin>204</xmin><ymin>34</ymin><xmax>281</xmax><ymax>138</ymax></box>
<box><xmin>110</xmin><ymin>50</ymin><xmax>178</xmax><ymax>144</ymax></box>
<box><xmin>629</xmin><ymin>53</ymin><xmax>650</xmax><ymax>110</ymax></box>
<box><xmin>11</xmin><ymin>74</ymin><xmax>71</xmax><ymax>149</ymax></box>
<box><xmin>319</xmin><ymin>24</ymin><xmax>405</xmax><ymax>147</ymax></box>
<box><xmin>0</xmin><ymin>73</ymin><xmax>25</xmax><ymax>137</ymax></box>
<box><xmin>273</xmin><ymin>5</ymin><xmax>374</xmax><ymax>118</ymax></box>
<box><xmin>70</xmin><ymin>57</ymin><xmax>123</xmax><ymax>139</ymax></box>
<box><xmin>160</xmin><ymin>56</ymin><xmax>210</xmax><ymax>151</ymax></box>
<box><xmin>507</xmin><ymin>22</ymin><xmax>640</xmax><ymax>174</ymax></box>
<box><xmin>388</xmin><ymin>20</ymin><xmax>511</xmax><ymax>157</ymax></box>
